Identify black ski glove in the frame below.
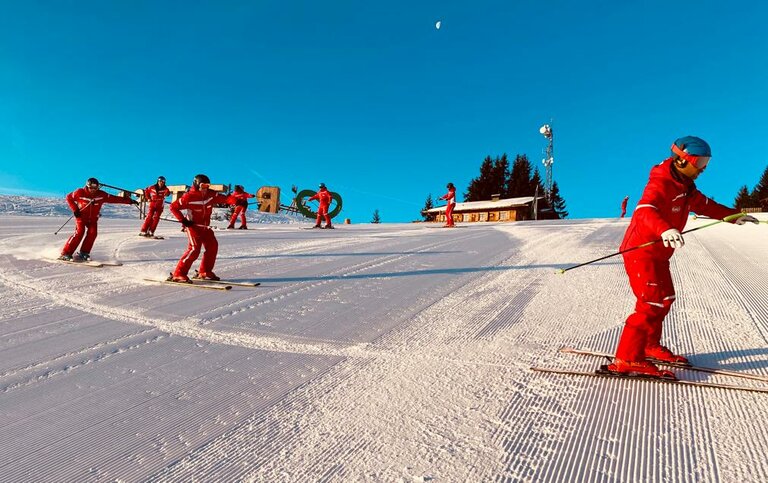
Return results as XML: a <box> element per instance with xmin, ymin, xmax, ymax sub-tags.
<box><xmin>73</xmin><ymin>208</ymin><xmax>81</xmax><ymax>218</ymax></box>
<box><xmin>181</xmin><ymin>218</ymin><xmax>194</xmax><ymax>227</ymax></box>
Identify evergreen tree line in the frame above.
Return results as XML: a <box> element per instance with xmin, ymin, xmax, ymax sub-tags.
<box><xmin>464</xmin><ymin>153</ymin><xmax>567</xmax><ymax>218</ymax></box>
<box><xmin>421</xmin><ymin>153</ymin><xmax>568</xmax><ymax>220</ymax></box>
<box><xmin>734</xmin><ymin>165</ymin><xmax>768</xmax><ymax>211</ymax></box>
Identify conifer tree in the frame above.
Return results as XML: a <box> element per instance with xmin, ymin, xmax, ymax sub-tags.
<box><xmin>465</xmin><ymin>156</ymin><xmax>495</xmax><ymax>201</ymax></box>
<box><xmin>371</xmin><ymin>209</ymin><xmax>381</xmax><ymax>224</ymax></box>
<box><xmin>421</xmin><ymin>194</ymin><xmax>435</xmax><ymax>221</ymax></box>
<box><xmin>549</xmin><ymin>181</ymin><xmax>568</xmax><ymax>219</ymax></box>
<box><xmin>507</xmin><ymin>154</ymin><xmax>533</xmax><ymax>197</ymax></box>
<box><xmin>751</xmin><ymin>166</ymin><xmax>768</xmax><ymax>205</ymax></box>
<box><xmin>734</xmin><ymin>185</ymin><xmax>752</xmax><ymax>210</ymax></box>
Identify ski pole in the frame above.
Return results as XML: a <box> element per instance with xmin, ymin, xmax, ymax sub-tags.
<box><xmin>99</xmin><ymin>182</ymin><xmax>143</xmax><ymax>213</ymax></box>
<box><xmin>557</xmin><ymin>212</ymin><xmax>745</xmax><ymax>274</ymax></box>
<box><xmin>54</xmin><ymin>199</ymin><xmax>94</xmax><ymax>235</ymax></box>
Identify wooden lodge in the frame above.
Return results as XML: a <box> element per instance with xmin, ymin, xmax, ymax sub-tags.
<box><xmin>425</xmin><ymin>195</ymin><xmax>541</xmax><ymax>223</ymax></box>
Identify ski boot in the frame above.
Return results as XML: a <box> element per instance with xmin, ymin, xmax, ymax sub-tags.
<box><xmin>139</xmin><ymin>231</ymin><xmax>147</xmax><ymax>237</ymax></box>
<box><xmin>195</xmin><ymin>271</ymin><xmax>220</xmax><ymax>281</ymax></box>
<box><xmin>645</xmin><ymin>345</ymin><xmax>690</xmax><ymax>365</ymax></box>
<box><xmin>603</xmin><ymin>359</ymin><xmax>676</xmax><ymax>380</ymax></box>
<box><xmin>323</xmin><ymin>224</ymin><xmax>334</xmax><ymax>229</ymax></box>
<box><xmin>58</xmin><ymin>254</ymin><xmax>73</xmax><ymax>261</ymax></box>
<box><xmin>238</xmin><ymin>225</ymin><xmax>248</xmax><ymax>230</ymax></box>
<box><xmin>75</xmin><ymin>252</ymin><xmax>91</xmax><ymax>261</ymax></box>
<box><xmin>170</xmin><ymin>272</ymin><xmax>191</xmax><ymax>283</ymax></box>
<box><xmin>226</xmin><ymin>225</ymin><xmax>235</xmax><ymax>230</ymax></box>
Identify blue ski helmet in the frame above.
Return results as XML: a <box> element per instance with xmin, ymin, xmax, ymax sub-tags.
<box><xmin>671</xmin><ymin>136</ymin><xmax>711</xmax><ymax>159</ymax></box>
<box><xmin>319</xmin><ymin>183</ymin><xmax>326</xmax><ymax>189</ymax></box>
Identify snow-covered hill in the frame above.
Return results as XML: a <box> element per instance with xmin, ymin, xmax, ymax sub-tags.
<box><xmin>1</xmin><ymin>213</ymin><xmax>767</xmax><ymax>481</ymax></box>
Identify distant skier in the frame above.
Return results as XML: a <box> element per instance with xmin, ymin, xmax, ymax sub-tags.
<box><xmin>139</xmin><ymin>176</ymin><xmax>171</xmax><ymax>237</ymax></box>
<box><xmin>168</xmin><ymin>174</ymin><xmax>230</xmax><ymax>282</ymax></box>
<box><xmin>59</xmin><ymin>178</ymin><xmax>138</xmax><ymax>261</ymax></box>
<box><xmin>226</xmin><ymin>185</ymin><xmax>256</xmax><ymax>230</ymax></box>
<box><xmin>620</xmin><ymin>196</ymin><xmax>629</xmax><ymax>218</ymax></box>
<box><xmin>609</xmin><ymin>136</ymin><xmax>758</xmax><ymax>379</ymax></box>
<box><xmin>309</xmin><ymin>183</ymin><xmax>333</xmax><ymax>229</ymax></box>
<box><xmin>439</xmin><ymin>182</ymin><xmax>457</xmax><ymax>227</ymax></box>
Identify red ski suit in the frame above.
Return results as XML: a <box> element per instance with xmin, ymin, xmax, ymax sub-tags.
<box><xmin>615</xmin><ymin>158</ymin><xmax>739</xmax><ymax>362</ymax></box>
<box><xmin>169</xmin><ymin>187</ymin><xmax>229</xmax><ymax>277</ymax></box>
<box><xmin>227</xmin><ymin>191</ymin><xmax>255</xmax><ymax>228</ymax></box>
<box><xmin>140</xmin><ymin>184</ymin><xmax>171</xmax><ymax>234</ymax></box>
<box><xmin>61</xmin><ymin>187</ymin><xmax>134</xmax><ymax>256</ymax></box>
<box><xmin>309</xmin><ymin>187</ymin><xmax>332</xmax><ymax>226</ymax></box>
<box><xmin>440</xmin><ymin>188</ymin><xmax>456</xmax><ymax>226</ymax></box>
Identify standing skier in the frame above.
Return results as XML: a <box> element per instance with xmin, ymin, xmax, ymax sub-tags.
<box><xmin>59</xmin><ymin>177</ymin><xmax>138</xmax><ymax>261</ymax></box>
<box><xmin>168</xmin><ymin>174</ymin><xmax>230</xmax><ymax>282</ymax></box>
<box><xmin>226</xmin><ymin>185</ymin><xmax>256</xmax><ymax>230</ymax></box>
<box><xmin>139</xmin><ymin>176</ymin><xmax>171</xmax><ymax>237</ymax></box>
<box><xmin>609</xmin><ymin>136</ymin><xmax>758</xmax><ymax>378</ymax></box>
<box><xmin>620</xmin><ymin>196</ymin><xmax>629</xmax><ymax>218</ymax></box>
<box><xmin>309</xmin><ymin>183</ymin><xmax>333</xmax><ymax>229</ymax></box>
<box><xmin>440</xmin><ymin>182</ymin><xmax>457</xmax><ymax>227</ymax></box>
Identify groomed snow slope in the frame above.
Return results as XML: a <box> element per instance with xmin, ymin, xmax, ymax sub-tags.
<box><xmin>0</xmin><ymin>214</ymin><xmax>767</xmax><ymax>482</ymax></box>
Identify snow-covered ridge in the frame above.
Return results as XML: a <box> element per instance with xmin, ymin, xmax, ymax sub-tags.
<box><xmin>0</xmin><ymin>194</ymin><xmax>301</xmax><ymax>224</ymax></box>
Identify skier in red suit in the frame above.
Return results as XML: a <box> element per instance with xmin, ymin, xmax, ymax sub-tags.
<box><xmin>59</xmin><ymin>177</ymin><xmax>138</xmax><ymax>261</ymax></box>
<box><xmin>609</xmin><ymin>136</ymin><xmax>758</xmax><ymax>378</ymax></box>
<box><xmin>440</xmin><ymin>183</ymin><xmax>457</xmax><ymax>227</ymax></box>
<box><xmin>139</xmin><ymin>176</ymin><xmax>171</xmax><ymax>237</ymax></box>
<box><xmin>620</xmin><ymin>196</ymin><xmax>629</xmax><ymax>218</ymax></box>
<box><xmin>226</xmin><ymin>185</ymin><xmax>256</xmax><ymax>230</ymax></box>
<box><xmin>169</xmin><ymin>174</ymin><xmax>230</xmax><ymax>282</ymax></box>
<box><xmin>309</xmin><ymin>183</ymin><xmax>333</xmax><ymax>229</ymax></box>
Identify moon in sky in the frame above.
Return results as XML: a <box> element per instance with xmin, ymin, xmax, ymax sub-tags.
<box><xmin>435</xmin><ymin>20</ymin><xmax>441</xmax><ymax>30</ymax></box>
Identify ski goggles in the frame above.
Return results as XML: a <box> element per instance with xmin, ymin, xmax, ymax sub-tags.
<box><xmin>671</xmin><ymin>144</ymin><xmax>710</xmax><ymax>170</ymax></box>
<box><xmin>86</xmin><ymin>183</ymin><xmax>100</xmax><ymax>190</ymax></box>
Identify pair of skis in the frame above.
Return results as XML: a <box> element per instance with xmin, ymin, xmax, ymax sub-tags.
<box><xmin>143</xmin><ymin>274</ymin><xmax>261</xmax><ymax>291</ymax></box>
<box><xmin>50</xmin><ymin>258</ymin><xmax>123</xmax><ymax>268</ymax></box>
<box><xmin>533</xmin><ymin>347</ymin><xmax>768</xmax><ymax>394</ymax></box>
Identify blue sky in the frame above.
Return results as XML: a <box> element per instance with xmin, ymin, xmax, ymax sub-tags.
<box><xmin>1</xmin><ymin>1</ymin><xmax>767</xmax><ymax>223</ymax></box>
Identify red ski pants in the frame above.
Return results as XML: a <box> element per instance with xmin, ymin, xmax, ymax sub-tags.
<box><xmin>614</xmin><ymin>255</ymin><xmax>675</xmax><ymax>362</ymax></box>
<box><xmin>445</xmin><ymin>203</ymin><xmax>455</xmax><ymax>226</ymax></box>
<box><xmin>140</xmin><ymin>204</ymin><xmax>164</xmax><ymax>233</ymax></box>
<box><xmin>62</xmin><ymin>219</ymin><xmax>98</xmax><ymax>256</ymax></box>
<box><xmin>229</xmin><ymin>206</ymin><xmax>247</xmax><ymax>227</ymax></box>
<box><xmin>315</xmin><ymin>204</ymin><xmax>331</xmax><ymax>226</ymax></box>
<box><xmin>173</xmin><ymin>226</ymin><xmax>218</xmax><ymax>277</ymax></box>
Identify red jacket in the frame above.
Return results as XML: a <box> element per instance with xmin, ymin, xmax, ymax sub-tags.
<box><xmin>144</xmin><ymin>184</ymin><xmax>171</xmax><ymax>209</ymax></box>
<box><xmin>66</xmin><ymin>188</ymin><xmax>133</xmax><ymax>223</ymax></box>
<box><xmin>309</xmin><ymin>188</ymin><xmax>332</xmax><ymax>207</ymax></box>
<box><xmin>170</xmin><ymin>187</ymin><xmax>229</xmax><ymax>227</ymax></box>
<box><xmin>621</xmin><ymin>158</ymin><xmax>739</xmax><ymax>259</ymax></box>
<box><xmin>227</xmin><ymin>191</ymin><xmax>255</xmax><ymax>207</ymax></box>
<box><xmin>440</xmin><ymin>188</ymin><xmax>456</xmax><ymax>205</ymax></box>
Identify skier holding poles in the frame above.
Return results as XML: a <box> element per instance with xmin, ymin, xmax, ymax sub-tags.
<box><xmin>58</xmin><ymin>177</ymin><xmax>138</xmax><ymax>261</ymax></box>
<box><xmin>605</xmin><ymin>136</ymin><xmax>758</xmax><ymax>379</ymax></box>
<box><xmin>139</xmin><ymin>176</ymin><xmax>171</xmax><ymax>237</ymax></box>
<box><xmin>168</xmin><ymin>174</ymin><xmax>229</xmax><ymax>282</ymax></box>
<box><xmin>440</xmin><ymin>182</ymin><xmax>457</xmax><ymax>227</ymax></box>
<box><xmin>226</xmin><ymin>185</ymin><xmax>255</xmax><ymax>230</ymax></box>
<box><xmin>309</xmin><ymin>183</ymin><xmax>333</xmax><ymax>229</ymax></box>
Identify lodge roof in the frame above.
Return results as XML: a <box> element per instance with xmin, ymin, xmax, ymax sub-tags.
<box><xmin>426</xmin><ymin>196</ymin><xmax>538</xmax><ymax>213</ymax></box>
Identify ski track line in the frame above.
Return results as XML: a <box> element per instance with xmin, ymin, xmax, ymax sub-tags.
<box><xmin>1</xmin><ymin>253</ymin><xmax>522</xmax><ymax>374</ymax></box>
<box><xmin>1</xmin><ymin>351</ymin><xmax>298</xmax><ymax>481</ymax></box>
<box><xmin>145</xmin><ymin>243</ymin><xmax>527</xmax><ymax>481</ymax></box>
<box><xmin>0</xmin><ymin>331</ymin><xmax>165</xmax><ymax>395</ymax></box>
<box><xmin>199</xmin><ymin>230</ymin><xmax>486</xmax><ymax>324</ymax></box>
